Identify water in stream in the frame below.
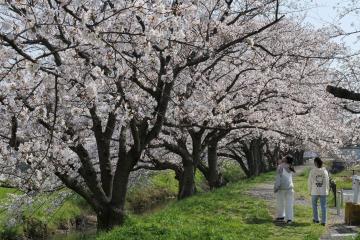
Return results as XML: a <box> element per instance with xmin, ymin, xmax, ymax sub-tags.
<box><xmin>49</xmin><ymin>229</ymin><xmax>97</xmax><ymax>240</ymax></box>
<box><xmin>46</xmin><ymin>199</ymin><xmax>174</xmax><ymax>240</ymax></box>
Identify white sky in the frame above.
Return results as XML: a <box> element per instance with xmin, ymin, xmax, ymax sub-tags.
<box><xmin>304</xmin><ymin>0</ymin><xmax>360</xmax><ymax>50</ymax></box>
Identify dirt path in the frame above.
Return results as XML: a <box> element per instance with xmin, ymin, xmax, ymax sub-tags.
<box><xmin>247</xmin><ymin>162</ymin><xmax>359</xmax><ymax>240</ymax></box>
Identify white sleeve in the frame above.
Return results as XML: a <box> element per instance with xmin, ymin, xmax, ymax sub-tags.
<box><xmin>324</xmin><ymin>170</ymin><xmax>330</xmax><ymax>194</ymax></box>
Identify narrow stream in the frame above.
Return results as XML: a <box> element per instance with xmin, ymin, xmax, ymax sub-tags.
<box><xmin>49</xmin><ymin>228</ymin><xmax>97</xmax><ymax>240</ymax></box>
<box><xmin>48</xmin><ymin>199</ymin><xmax>174</xmax><ymax>240</ymax></box>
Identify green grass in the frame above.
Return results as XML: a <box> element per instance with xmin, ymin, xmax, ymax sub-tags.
<box><xmin>0</xmin><ymin>188</ymin><xmax>17</xmax><ymax>200</ymax></box>
<box><xmin>98</xmin><ymin>171</ymin><xmax>325</xmax><ymax>240</ymax></box>
<box><xmin>332</xmin><ymin>165</ymin><xmax>360</xmax><ymax>189</ymax></box>
<box><xmin>0</xmin><ymin>169</ymin><xmax>201</xmax><ymax>238</ymax></box>
<box><xmin>27</xmin><ymin>191</ymin><xmax>92</xmax><ymax>230</ymax></box>
<box><xmin>293</xmin><ymin>167</ymin><xmax>311</xmax><ymax>200</ymax></box>
<box><xmin>344</xmin><ymin>235</ymin><xmax>360</xmax><ymax>240</ymax></box>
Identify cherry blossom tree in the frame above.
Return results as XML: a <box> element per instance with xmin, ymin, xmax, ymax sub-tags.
<box><xmin>143</xmin><ymin>18</ymin><xmax>346</xmax><ymax>194</ymax></box>
<box><xmin>317</xmin><ymin>0</ymin><xmax>360</xmax><ymax>147</ymax></box>
<box><xmin>0</xmin><ymin>0</ymin><xmax>287</xmax><ymax>229</ymax></box>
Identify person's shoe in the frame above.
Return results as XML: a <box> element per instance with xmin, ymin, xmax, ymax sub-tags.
<box><xmin>286</xmin><ymin>220</ymin><xmax>293</xmax><ymax>224</ymax></box>
<box><xmin>275</xmin><ymin>217</ymin><xmax>285</xmax><ymax>222</ymax></box>
<box><xmin>313</xmin><ymin>220</ymin><xmax>320</xmax><ymax>224</ymax></box>
<box><xmin>321</xmin><ymin>223</ymin><xmax>326</xmax><ymax>226</ymax></box>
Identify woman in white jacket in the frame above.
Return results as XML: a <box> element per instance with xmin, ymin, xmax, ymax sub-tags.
<box><xmin>308</xmin><ymin>157</ymin><xmax>329</xmax><ymax>226</ymax></box>
<box><xmin>274</xmin><ymin>155</ymin><xmax>296</xmax><ymax>224</ymax></box>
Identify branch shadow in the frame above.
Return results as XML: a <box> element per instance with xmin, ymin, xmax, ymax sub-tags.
<box><xmin>273</xmin><ymin>221</ymin><xmax>312</xmax><ymax>227</ymax></box>
<box><xmin>244</xmin><ymin>217</ymin><xmax>272</xmax><ymax>224</ymax></box>
<box><xmin>244</xmin><ymin>217</ymin><xmax>312</xmax><ymax>227</ymax></box>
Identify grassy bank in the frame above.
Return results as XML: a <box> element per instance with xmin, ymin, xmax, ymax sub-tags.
<box><xmin>0</xmin><ymin>169</ymin><xmax>205</xmax><ymax>239</ymax></box>
<box><xmin>2</xmin><ymin>162</ymin><xmax>356</xmax><ymax>239</ymax></box>
<box><xmin>98</xmin><ymin>170</ymin><xmax>325</xmax><ymax>240</ymax></box>
<box><xmin>0</xmin><ymin>188</ymin><xmax>92</xmax><ymax>239</ymax></box>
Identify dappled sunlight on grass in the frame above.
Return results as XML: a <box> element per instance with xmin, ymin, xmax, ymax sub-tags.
<box><xmin>98</xmin><ymin>170</ymin><xmax>325</xmax><ymax>240</ymax></box>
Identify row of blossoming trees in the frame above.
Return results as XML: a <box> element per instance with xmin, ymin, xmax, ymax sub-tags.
<box><xmin>0</xmin><ymin>0</ymin><xmax>352</xmax><ymax>230</ymax></box>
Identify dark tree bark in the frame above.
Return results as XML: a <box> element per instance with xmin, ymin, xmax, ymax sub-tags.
<box><xmin>162</xmin><ymin>137</ymin><xmax>198</xmax><ymax>200</ymax></box>
<box><xmin>218</xmin><ymin>150</ymin><xmax>252</xmax><ymax>178</ymax></box>
<box><xmin>52</xmin><ymin>80</ymin><xmax>175</xmax><ymax>231</ymax></box>
<box><xmin>9</xmin><ymin>116</ymin><xmax>20</xmax><ymax>151</ymax></box>
<box><xmin>97</xmin><ymin>206</ymin><xmax>125</xmax><ymax>230</ymax></box>
<box><xmin>193</xmin><ymin>129</ymin><xmax>230</xmax><ymax>189</ymax></box>
<box><xmin>241</xmin><ymin>138</ymin><xmax>267</xmax><ymax>176</ymax></box>
<box><xmin>1</xmin><ymin>3</ymin><xmax>286</xmax><ymax>230</ymax></box>
<box><xmin>327</xmin><ymin>85</ymin><xmax>360</xmax><ymax>101</ymax></box>
<box><xmin>206</xmin><ymin>140</ymin><xmax>227</xmax><ymax>189</ymax></box>
<box><xmin>162</xmin><ymin>128</ymin><xmax>207</xmax><ymax>199</ymax></box>
<box><xmin>264</xmin><ymin>142</ymin><xmax>280</xmax><ymax>171</ymax></box>
<box><xmin>287</xmin><ymin>149</ymin><xmax>305</xmax><ymax>166</ymax></box>
<box><xmin>177</xmin><ymin>130</ymin><xmax>205</xmax><ymax>199</ymax></box>
<box><xmin>197</xmin><ymin>160</ymin><xmax>228</xmax><ymax>190</ymax></box>
<box><xmin>208</xmin><ymin>141</ymin><xmax>219</xmax><ymax>189</ymax></box>
<box><xmin>178</xmin><ymin>157</ymin><xmax>196</xmax><ymax>199</ymax></box>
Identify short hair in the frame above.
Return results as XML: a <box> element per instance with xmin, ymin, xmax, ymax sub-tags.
<box><xmin>314</xmin><ymin>157</ymin><xmax>323</xmax><ymax>168</ymax></box>
<box><xmin>285</xmin><ymin>155</ymin><xmax>295</xmax><ymax>172</ymax></box>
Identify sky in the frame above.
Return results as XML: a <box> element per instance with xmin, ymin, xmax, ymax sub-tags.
<box><xmin>306</xmin><ymin>0</ymin><xmax>341</xmax><ymax>27</ymax></box>
<box><xmin>304</xmin><ymin>0</ymin><xmax>360</xmax><ymax>50</ymax></box>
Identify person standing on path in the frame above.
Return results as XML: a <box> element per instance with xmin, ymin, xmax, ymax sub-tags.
<box><xmin>308</xmin><ymin>157</ymin><xmax>329</xmax><ymax>226</ymax></box>
<box><xmin>274</xmin><ymin>155</ymin><xmax>296</xmax><ymax>224</ymax></box>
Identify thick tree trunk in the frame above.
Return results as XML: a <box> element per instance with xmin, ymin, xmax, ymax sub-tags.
<box><xmin>105</xmin><ymin>139</ymin><xmax>134</xmax><ymax>230</ymax></box>
<box><xmin>251</xmin><ymin>139</ymin><xmax>266</xmax><ymax>173</ymax></box>
<box><xmin>244</xmin><ymin>145</ymin><xmax>258</xmax><ymax>176</ymax></box>
<box><xmin>207</xmin><ymin>141</ymin><xmax>227</xmax><ymax>189</ymax></box>
<box><xmin>242</xmin><ymin>138</ymin><xmax>266</xmax><ymax>176</ymax></box>
<box><xmin>197</xmin><ymin>160</ymin><xmax>227</xmax><ymax>189</ymax></box>
<box><xmin>291</xmin><ymin>149</ymin><xmax>305</xmax><ymax>166</ymax></box>
<box><xmin>178</xmin><ymin>159</ymin><xmax>196</xmax><ymax>199</ymax></box>
<box><xmin>177</xmin><ymin>130</ymin><xmax>205</xmax><ymax>199</ymax></box>
<box><xmin>265</xmin><ymin>144</ymin><xmax>280</xmax><ymax>171</ymax></box>
<box><xmin>97</xmin><ymin>206</ymin><xmax>125</xmax><ymax>230</ymax></box>
<box><xmin>163</xmin><ymin>140</ymin><xmax>197</xmax><ymax>200</ymax></box>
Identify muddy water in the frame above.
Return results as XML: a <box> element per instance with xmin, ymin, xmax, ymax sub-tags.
<box><xmin>49</xmin><ymin>228</ymin><xmax>97</xmax><ymax>240</ymax></box>
<box><xmin>47</xmin><ymin>199</ymin><xmax>174</xmax><ymax>240</ymax></box>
